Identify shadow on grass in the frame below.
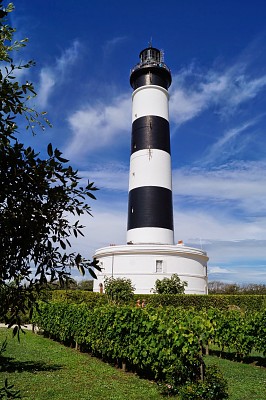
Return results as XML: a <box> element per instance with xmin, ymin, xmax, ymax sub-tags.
<box><xmin>209</xmin><ymin>349</ymin><xmax>266</xmax><ymax>368</ymax></box>
<box><xmin>0</xmin><ymin>356</ymin><xmax>63</xmax><ymax>373</ymax></box>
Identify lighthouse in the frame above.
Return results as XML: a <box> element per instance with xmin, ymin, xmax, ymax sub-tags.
<box><xmin>127</xmin><ymin>46</ymin><xmax>174</xmax><ymax>245</ymax></box>
<box><xmin>94</xmin><ymin>45</ymin><xmax>209</xmax><ymax>294</ymax></box>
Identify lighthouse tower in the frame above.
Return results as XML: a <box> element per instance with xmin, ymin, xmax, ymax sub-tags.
<box><xmin>94</xmin><ymin>46</ymin><xmax>208</xmax><ymax>294</ymax></box>
<box><xmin>127</xmin><ymin>46</ymin><xmax>174</xmax><ymax>245</ymax></box>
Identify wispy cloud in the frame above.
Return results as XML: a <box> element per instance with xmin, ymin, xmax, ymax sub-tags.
<box><xmin>209</xmin><ymin>266</ymin><xmax>232</xmax><ymax>274</ymax></box>
<box><xmin>37</xmin><ymin>69</ymin><xmax>56</xmax><ymax>108</ymax></box>
<box><xmin>170</xmin><ymin>61</ymin><xmax>266</xmax><ymax>125</ymax></box>
<box><xmin>208</xmin><ymin>263</ymin><xmax>266</xmax><ymax>284</ymax></box>
<box><xmin>65</xmin><ymin>94</ymin><xmax>131</xmax><ymax>158</ymax></box>
<box><xmin>80</xmin><ymin>163</ymin><xmax>129</xmax><ymax>191</ymax></box>
<box><xmin>201</xmin><ymin>118</ymin><xmax>261</xmax><ymax>165</ymax></box>
<box><xmin>36</xmin><ymin>40</ymin><xmax>81</xmax><ymax>108</ymax></box>
<box><xmin>56</xmin><ymin>40</ymin><xmax>80</xmax><ymax>74</ymax></box>
<box><xmin>102</xmin><ymin>36</ymin><xmax>127</xmax><ymax>59</ymax></box>
<box><xmin>172</xmin><ymin>160</ymin><xmax>266</xmax><ymax>216</ymax></box>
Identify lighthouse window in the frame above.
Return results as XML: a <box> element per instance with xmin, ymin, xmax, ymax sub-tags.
<box><xmin>156</xmin><ymin>260</ymin><xmax>163</xmax><ymax>273</ymax></box>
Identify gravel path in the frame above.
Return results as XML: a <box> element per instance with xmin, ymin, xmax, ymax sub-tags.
<box><xmin>0</xmin><ymin>323</ymin><xmax>38</xmax><ymax>332</ymax></box>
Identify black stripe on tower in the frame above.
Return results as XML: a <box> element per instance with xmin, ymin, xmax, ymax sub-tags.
<box><xmin>130</xmin><ymin>69</ymin><xmax>170</xmax><ymax>90</ymax></box>
<box><xmin>131</xmin><ymin>116</ymin><xmax>171</xmax><ymax>154</ymax></box>
<box><xmin>127</xmin><ymin>187</ymin><xmax>174</xmax><ymax>230</ymax></box>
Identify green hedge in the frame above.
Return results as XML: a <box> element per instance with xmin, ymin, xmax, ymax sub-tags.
<box><xmin>134</xmin><ymin>294</ymin><xmax>266</xmax><ymax>312</ymax></box>
<box><xmin>47</xmin><ymin>291</ymin><xmax>266</xmax><ymax>312</ymax></box>
<box><xmin>50</xmin><ymin>290</ymin><xmax>108</xmax><ymax>307</ymax></box>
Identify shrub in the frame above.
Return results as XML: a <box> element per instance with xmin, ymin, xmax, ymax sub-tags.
<box><xmin>177</xmin><ymin>365</ymin><xmax>229</xmax><ymax>400</ymax></box>
<box><xmin>152</xmin><ymin>274</ymin><xmax>187</xmax><ymax>294</ymax></box>
<box><xmin>104</xmin><ymin>277</ymin><xmax>135</xmax><ymax>304</ymax></box>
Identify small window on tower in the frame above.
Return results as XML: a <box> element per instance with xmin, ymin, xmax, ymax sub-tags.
<box><xmin>156</xmin><ymin>260</ymin><xmax>163</xmax><ymax>273</ymax></box>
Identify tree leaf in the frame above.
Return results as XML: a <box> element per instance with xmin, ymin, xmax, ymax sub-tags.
<box><xmin>47</xmin><ymin>143</ymin><xmax>53</xmax><ymax>157</ymax></box>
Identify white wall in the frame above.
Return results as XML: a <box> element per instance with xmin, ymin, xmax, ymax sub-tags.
<box><xmin>94</xmin><ymin>244</ymin><xmax>208</xmax><ymax>294</ymax></box>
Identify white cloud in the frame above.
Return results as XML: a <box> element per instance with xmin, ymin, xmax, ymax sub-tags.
<box><xmin>174</xmin><ymin>211</ymin><xmax>266</xmax><ymax>245</ymax></box>
<box><xmin>68</xmin><ymin>205</ymin><xmax>127</xmax><ymax>256</ymax></box>
<box><xmin>37</xmin><ymin>69</ymin><xmax>56</xmax><ymax>108</ymax></box>
<box><xmin>80</xmin><ymin>163</ymin><xmax>128</xmax><ymax>191</ymax></box>
<box><xmin>36</xmin><ymin>40</ymin><xmax>81</xmax><ymax>108</ymax></box>
<box><xmin>170</xmin><ymin>61</ymin><xmax>266</xmax><ymax>125</ymax></box>
<box><xmin>209</xmin><ymin>266</ymin><xmax>232</xmax><ymax>274</ymax></box>
<box><xmin>172</xmin><ymin>160</ymin><xmax>266</xmax><ymax>216</ymax></box>
<box><xmin>200</xmin><ymin>118</ymin><xmax>263</xmax><ymax>165</ymax></box>
<box><xmin>56</xmin><ymin>40</ymin><xmax>80</xmax><ymax>74</ymax></box>
<box><xmin>102</xmin><ymin>36</ymin><xmax>127</xmax><ymax>59</ymax></box>
<box><xmin>75</xmin><ymin>158</ymin><xmax>266</xmax><ymax>244</ymax></box>
<box><xmin>65</xmin><ymin>95</ymin><xmax>131</xmax><ymax>158</ymax></box>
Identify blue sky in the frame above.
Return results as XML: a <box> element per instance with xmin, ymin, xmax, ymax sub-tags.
<box><xmin>9</xmin><ymin>0</ymin><xmax>266</xmax><ymax>284</ymax></box>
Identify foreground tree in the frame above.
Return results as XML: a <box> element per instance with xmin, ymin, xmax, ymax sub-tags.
<box><xmin>0</xmin><ymin>2</ymin><xmax>100</xmax><ymax>329</ymax></box>
<box><xmin>104</xmin><ymin>277</ymin><xmax>135</xmax><ymax>304</ymax></box>
<box><xmin>0</xmin><ymin>3</ymin><xmax>101</xmax><ymax>398</ymax></box>
<box><xmin>152</xmin><ymin>274</ymin><xmax>187</xmax><ymax>294</ymax></box>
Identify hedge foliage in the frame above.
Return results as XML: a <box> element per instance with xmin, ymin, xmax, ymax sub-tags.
<box><xmin>48</xmin><ymin>291</ymin><xmax>266</xmax><ymax>312</ymax></box>
<box><xmin>134</xmin><ymin>294</ymin><xmax>266</xmax><ymax>312</ymax></box>
<box><xmin>49</xmin><ymin>290</ymin><xmax>108</xmax><ymax>306</ymax></box>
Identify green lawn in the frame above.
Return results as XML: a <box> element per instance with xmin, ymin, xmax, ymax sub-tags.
<box><xmin>0</xmin><ymin>328</ymin><xmax>265</xmax><ymax>400</ymax></box>
<box><xmin>205</xmin><ymin>354</ymin><xmax>266</xmax><ymax>400</ymax></box>
<box><xmin>0</xmin><ymin>328</ymin><xmax>161</xmax><ymax>400</ymax></box>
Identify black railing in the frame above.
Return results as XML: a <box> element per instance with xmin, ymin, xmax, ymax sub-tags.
<box><xmin>130</xmin><ymin>60</ymin><xmax>171</xmax><ymax>75</ymax></box>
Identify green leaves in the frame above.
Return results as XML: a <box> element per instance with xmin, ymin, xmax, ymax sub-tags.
<box><xmin>0</xmin><ymin>378</ymin><xmax>21</xmax><ymax>399</ymax></box>
<box><xmin>152</xmin><ymin>274</ymin><xmax>187</xmax><ymax>294</ymax></box>
<box><xmin>104</xmin><ymin>277</ymin><xmax>135</xmax><ymax>304</ymax></box>
<box><xmin>35</xmin><ymin>303</ymin><xmax>203</xmax><ymax>390</ymax></box>
<box><xmin>47</xmin><ymin>143</ymin><xmax>53</xmax><ymax>157</ymax></box>
<box><xmin>0</xmin><ymin>0</ymin><xmax>99</xmax><ymax>336</ymax></box>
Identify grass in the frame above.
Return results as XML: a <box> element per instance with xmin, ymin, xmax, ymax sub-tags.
<box><xmin>0</xmin><ymin>328</ymin><xmax>265</xmax><ymax>400</ymax></box>
<box><xmin>0</xmin><ymin>328</ymin><xmax>162</xmax><ymax>400</ymax></box>
<box><xmin>205</xmin><ymin>354</ymin><xmax>266</xmax><ymax>400</ymax></box>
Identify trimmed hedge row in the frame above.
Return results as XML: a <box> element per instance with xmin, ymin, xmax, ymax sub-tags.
<box><xmin>134</xmin><ymin>294</ymin><xmax>266</xmax><ymax>311</ymax></box>
<box><xmin>48</xmin><ymin>291</ymin><xmax>266</xmax><ymax>312</ymax></box>
<box><xmin>50</xmin><ymin>290</ymin><xmax>108</xmax><ymax>307</ymax></box>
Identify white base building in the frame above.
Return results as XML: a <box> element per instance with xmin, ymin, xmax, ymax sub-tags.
<box><xmin>94</xmin><ymin>242</ymin><xmax>208</xmax><ymax>294</ymax></box>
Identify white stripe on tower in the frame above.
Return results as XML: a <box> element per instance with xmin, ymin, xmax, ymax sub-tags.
<box><xmin>127</xmin><ymin>46</ymin><xmax>174</xmax><ymax>245</ymax></box>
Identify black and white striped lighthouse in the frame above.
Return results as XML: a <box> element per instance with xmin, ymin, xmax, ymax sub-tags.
<box><xmin>94</xmin><ymin>45</ymin><xmax>209</xmax><ymax>295</ymax></box>
<box><xmin>127</xmin><ymin>46</ymin><xmax>174</xmax><ymax>245</ymax></box>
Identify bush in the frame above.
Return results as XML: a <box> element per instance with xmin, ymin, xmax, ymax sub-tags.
<box><xmin>152</xmin><ymin>274</ymin><xmax>187</xmax><ymax>294</ymax></box>
<box><xmin>177</xmin><ymin>365</ymin><xmax>229</xmax><ymax>400</ymax></box>
<box><xmin>104</xmin><ymin>277</ymin><xmax>135</xmax><ymax>304</ymax></box>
